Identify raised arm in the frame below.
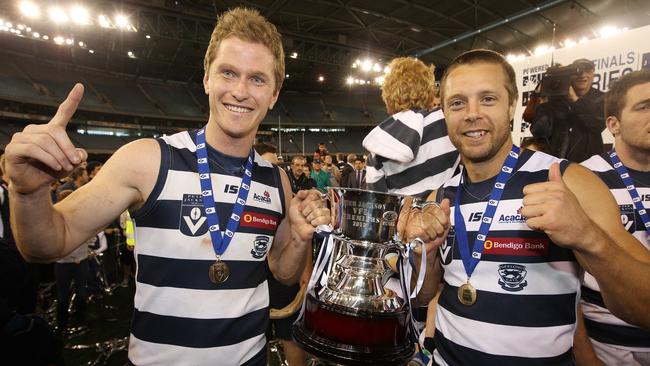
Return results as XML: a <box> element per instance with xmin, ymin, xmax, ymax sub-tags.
<box><xmin>5</xmin><ymin>84</ymin><xmax>159</xmax><ymax>262</ymax></box>
<box><xmin>522</xmin><ymin>163</ymin><xmax>650</xmax><ymax>328</ymax></box>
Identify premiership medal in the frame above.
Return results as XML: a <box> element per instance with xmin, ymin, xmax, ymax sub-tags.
<box><xmin>457</xmin><ymin>281</ymin><xmax>477</xmax><ymax>306</ymax></box>
<box><xmin>209</xmin><ymin>258</ymin><xmax>230</xmax><ymax>284</ymax></box>
<box><xmin>195</xmin><ymin>127</ymin><xmax>255</xmax><ymax>285</ymax></box>
<box><xmin>454</xmin><ymin>145</ymin><xmax>520</xmax><ymax>306</ymax></box>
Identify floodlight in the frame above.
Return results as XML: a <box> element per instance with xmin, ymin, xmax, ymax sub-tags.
<box><xmin>19</xmin><ymin>1</ymin><xmax>40</xmax><ymax>19</ymax></box>
<box><xmin>374</xmin><ymin>76</ymin><xmax>385</xmax><ymax>85</ymax></box>
<box><xmin>70</xmin><ymin>5</ymin><xmax>90</xmax><ymax>25</ymax></box>
<box><xmin>285</xmin><ymin>74</ymin><xmax>290</xmax><ymax>78</ymax></box>
<box><xmin>42</xmin><ymin>34</ymin><xmax>48</xmax><ymax>40</ymax></box>
<box><xmin>89</xmin><ymin>49</ymin><xmax>94</xmax><ymax>53</ymax></box>
<box><xmin>290</xmin><ymin>52</ymin><xmax>298</xmax><ymax>59</ymax></box>
<box><xmin>5</xmin><ymin>22</ymin><xmax>13</xmax><ymax>28</ymax></box>
<box><xmin>65</xmin><ymin>38</ymin><xmax>73</xmax><ymax>45</ymax></box>
<box><xmin>372</xmin><ymin>63</ymin><xmax>381</xmax><ymax>72</ymax></box>
<box><xmin>361</xmin><ymin>59</ymin><xmax>372</xmax><ymax>72</ymax></box>
<box><xmin>145</xmin><ymin>34</ymin><xmax>151</xmax><ymax>39</ymax></box>
<box><xmin>32</xmin><ymin>32</ymin><xmax>39</xmax><ymax>38</ymax></box>
<box><xmin>564</xmin><ymin>38</ymin><xmax>576</xmax><ymax>48</ymax></box>
<box><xmin>317</xmin><ymin>75</ymin><xmax>324</xmax><ymax>82</ymax></box>
<box><xmin>53</xmin><ymin>36</ymin><xmax>65</xmax><ymax>45</ymax></box>
<box><xmin>78</xmin><ymin>41</ymin><xmax>84</xmax><ymax>47</ymax></box>
<box><xmin>127</xmin><ymin>50</ymin><xmax>136</xmax><ymax>58</ymax></box>
<box><xmin>98</xmin><ymin>14</ymin><xmax>111</xmax><ymax>28</ymax></box>
<box><xmin>346</xmin><ymin>76</ymin><xmax>354</xmax><ymax>85</ymax></box>
<box><xmin>49</xmin><ymin>7</ymin><xmax>69</xmax><ymax>23</ymax></box>
<box><xmin>114</xmin><ymin>14</ymin><xmax>130</xmax><ymax>29</ymax></box>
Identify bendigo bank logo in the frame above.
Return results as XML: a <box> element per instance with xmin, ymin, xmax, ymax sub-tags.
<box><xmin>482</xmin><ymin>237</ymin><xmax>548</xmax><ymax>257</ymax></box>
<box><xmin>253</xmin><ymin>190</ymin><xmax>272</xmax><ymax>204</ymax></box>
<box><xmin>240</xmin><ymin>211</ymin><xmax>278</xmax><ymax>231</ymax></box>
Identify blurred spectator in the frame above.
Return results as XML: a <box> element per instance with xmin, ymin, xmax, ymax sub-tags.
<box><xmin>254</xmin><ymin>142</ymin><xmax>279</xmax><ymax>165</ymax></box>
<box><xmin>86</xmin><ymin>161</ymin><xmax>103</xmax><ymax>181</ymax></box>
<box><xmin>287</xmin><ymin>156</ymin><xmax>313</xmax><ymax>192</ymax></box>
<box><xmin>316</xmin><ymin>142</ymin><xmax>328</xmax><ymax>157</ymax></box>
<box><xmin>0</xmin><ymin>154</ymin><xmax>14</xmax><ymax>245</ymax></box>
<box><xmin>56</xmin><ymin>166</ymin><xmax>88</xmax><ymax>195</ymax></box>
<box><xmin>302</xmin><ymin>166</ymin><xmax>317</xmax><ymax>189</ymax></box>
<box><xmin>530</xmin><ymin>58</ymin><xmax>605</xmax><ymax>162</ymax></box>
<box><xmin>339</xmin><ymin>154</ymin><xmax>356</xmax><ymax>188</ymax></box>
<box><xmin>342</xmin><ymin>156</ymin><xmax>366</xmax><ymax>189</ymax></box>
<box><xmin>321</xmin><ymin>154</ymin><xmax>340</xmax><ymax>187</ymax></box>
<box><xmin>362</xmin><ymin>56</ymin><xmax>459</xmax><ymax>197</ymax></box>
<box><xmin>309</xmin><ymin>159</ymin><xmax>330</xmax><ymax>189</ymax></box>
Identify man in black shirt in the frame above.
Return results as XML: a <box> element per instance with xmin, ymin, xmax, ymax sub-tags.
<box><xmin>287</xmin><ymin>155</ymin><xmax>313</xmax><ymax>193</ymax></box>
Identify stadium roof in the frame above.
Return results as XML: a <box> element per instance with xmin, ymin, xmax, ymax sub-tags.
<box><xmin>1</xmin><ymin>0</ymin><xmax>649</xmax><ymax>91</ymax></box>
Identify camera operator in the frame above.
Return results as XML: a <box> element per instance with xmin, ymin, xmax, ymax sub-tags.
<box><xmin>530</xmin><ymin>58</ymin><xmax>605</xmax><ymax>162</ymax></box>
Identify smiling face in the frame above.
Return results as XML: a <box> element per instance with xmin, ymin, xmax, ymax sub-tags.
<box><xmin>442</xmin><ymin>62</ymin><xmax>516</xmax><ymax>165</ymax></box>
<box><xmin>203</xmin><ymin>37</ymin><xmax>279</xmax><ymax>142</ymax></box>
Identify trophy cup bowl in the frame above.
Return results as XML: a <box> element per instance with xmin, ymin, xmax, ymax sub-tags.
<box><xmin>293</xmin><ymin>188</ymin><xmax>416</xmax><ymax>365</ymax></box>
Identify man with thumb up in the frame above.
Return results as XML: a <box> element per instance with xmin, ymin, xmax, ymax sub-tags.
<box><xmin>414</xmin><ymin>49</ymin><xmax>650</xmax><ymax>366</ymax></box>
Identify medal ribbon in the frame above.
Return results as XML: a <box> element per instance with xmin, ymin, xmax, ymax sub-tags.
<box><xmin>454</xmin><ymin>145</ymin><xmax>520</xmax><ymax>280</ymax></box>
<box><xmin>609</xmin><ymin>149</ymin><xmax>650</xmax><ymax>236</ymax></box>
<box><xmin>195</xmin><ymin>127</ymin><xmax>255</xmax><ymax>258</ymax></box>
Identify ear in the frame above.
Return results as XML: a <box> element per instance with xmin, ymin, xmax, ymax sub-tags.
<box><xmin>508</xmin><ymin>96</ymin><xmax>518</xmax><ymax>121</ymax></box>
<box><xmin>606</xmin><ymin>115</ymin><xmax>620</xmax><ymax>136</ymax></box>
<box><xmin>269</xmin><ymin>90</ymin><xmax>280</xmax><ymax>110</ymax></box>
<box><xmin>203</xmin><ymin>72</ymin><xmax>210</xmax><ymax>95</ymax></box>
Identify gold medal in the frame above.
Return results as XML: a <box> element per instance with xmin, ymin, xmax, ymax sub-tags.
<box><xmin>458</xmin><ymin>281</ymin><xmax>477</xmax><ymax>306</ymax></box>
<box><xmin>209</xmin><ymin>258</ymin><xmax>230</xmax><ymax>284</ymax></box>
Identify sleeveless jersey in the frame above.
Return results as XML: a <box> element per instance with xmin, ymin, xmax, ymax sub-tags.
<box><xmin>128</xmin><ymin>130</ymin><xmax>286</xmax><ymax>365</ymax></box>
<box><xmin>434</xmin><ymin>149</ymin><xmax>579</xmax><ymax>366</ymax></box>
<box><xmin>580</xmin><ymin>153</ymin><xmax>650</xmax><ymax>351</ymax></box>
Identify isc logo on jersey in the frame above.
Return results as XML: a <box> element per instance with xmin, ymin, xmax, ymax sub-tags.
<box><xmin>180</xmin><ymin>194</ymin><xmax>208</xmax><ymax>236</ymax></box>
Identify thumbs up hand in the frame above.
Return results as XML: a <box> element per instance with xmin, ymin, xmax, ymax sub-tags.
<box><xmin>5</xmin><ymin>83</ymin><xmax>88</xmax><ymax>195</ymax></box>
<box><xmin>521</xmin><ymin>163</ymin><xmax>591</xmax><ymax>250</ymax></box>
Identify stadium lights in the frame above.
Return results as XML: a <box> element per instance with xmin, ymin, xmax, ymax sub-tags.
<box><xmin>32</xmin><ymin>31</ymin><xmax>39</xmax><ymax>38</ymax></box>
<box><xmin>49</xmin><ymin>6</ymin><xmax>69</xmax><ymax>23</ymax></box>
<box><xmin>89</xmin><ymin>49</ymin><xmax>94</xmax><ymax>53</ymax></box>
<box><xmin>285</xmin><ymin>73</ymin><xmax>290</xmax><ymax>78</ymax></box>
<box><xmin>19</xmin><ymin>1</ymin><xmax>40</xmax><ymax>18</ymax></box>
<box><xmin>317</xmin><ymin>75</ymin><xmax>324</xmax><ymax>82</ymax></box>
<box><xmin>98</xmin><ymin>14</ymin><xmax>111</xmax><ymax>28</ymax></box>
<box><xmin>127</xmin><ymin>50</ymin><xmax>136</xmax><ymax>58</ymax></box>
<box><xmin>42</xmin><ymin>34</ymin><xmax>48</xmax><ymax>40</ymax></box>
<box><xmin>70</xmin><ymin>5</ymin><xmax>90</xmax><ymax>25</ymax></box>
<box><xmin>53</xmin><ymin>36</ymin><xmax>64</xmax><ymax>45</ymax></box>
<box><xmin>290</xmin><ymin>52</ymin><xmax>298</xmax><ymax>59</ymax></box>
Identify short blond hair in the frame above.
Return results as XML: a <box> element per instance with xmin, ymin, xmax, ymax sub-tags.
<box><xmin>203</xmin><ymin>7</ymin><xmax>285</xmax><ymax>94</ymax></box>
<box><xmin>381</xmin><ymin>57</ymin><xmax>436</xmax><ymax>115</ymax></box>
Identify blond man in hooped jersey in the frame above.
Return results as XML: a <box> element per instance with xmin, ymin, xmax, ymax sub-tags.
<box><xmin>4</xmin><ymin>7</ymin><xmax>331</xmax><ymax>366</ymax></box>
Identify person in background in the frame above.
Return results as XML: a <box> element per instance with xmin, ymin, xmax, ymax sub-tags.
<box><xmin>322</xmin><ymin>153</ymin><xmax>340</xmax><ymax>187</ymax></box>
<box><xmin>310</xmin><ymin>159</ymin><xmax>330</xmax><ymax>190</ymax></box>
<box><xmin>575</xmin><ymin>69</ymin><xmax>650</xmax><ymax>366</ymax></box>
<box><xmin>363</xmin><ymin>56</ymin><xmax>459</xmax><ymax>198</ymax></box>
<box><xmin>254</xmin><ymin>142</ymin><xmax>280</xmax><ymax>165</ymax></box>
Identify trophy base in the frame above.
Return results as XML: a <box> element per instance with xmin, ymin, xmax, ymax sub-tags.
<box><xmin>293</xmin><ymin>294</ymin><xmax>414</xmax><ymax>366</ymax></box>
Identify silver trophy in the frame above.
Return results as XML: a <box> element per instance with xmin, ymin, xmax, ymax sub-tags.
<box><xmin>294</xmin><ymin>188</ymin><xmax>424</xmax><ymax>365</ymax></box>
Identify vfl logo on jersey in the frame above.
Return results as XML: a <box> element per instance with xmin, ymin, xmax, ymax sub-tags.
<box><xmin>251</xmin><ymin>236</ymin><xmax>270</xmax><ymax>259</ymax></box>
<box><xmin>440</xmin><ymin>226</ymin><xmax>455</xmax><ymax>265</ymax></box>
<box><xmin>253</xmin><ymin>190</ymin><xmax>272</xmax><ymax>204</ymax></box>
<box><xmin>497</xmin><ymin>264</ymin><xmax>528</xmax><ymax>292</ymax></box>
<box><xmin>498</xmin><ymin>206</ymin><xmax>527</xmax><ymax>224</ymax></box>
<box><xmin>180</xmin><ymin>194</ymin><xmax>208</xmax><ymax>236</ymax></box>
